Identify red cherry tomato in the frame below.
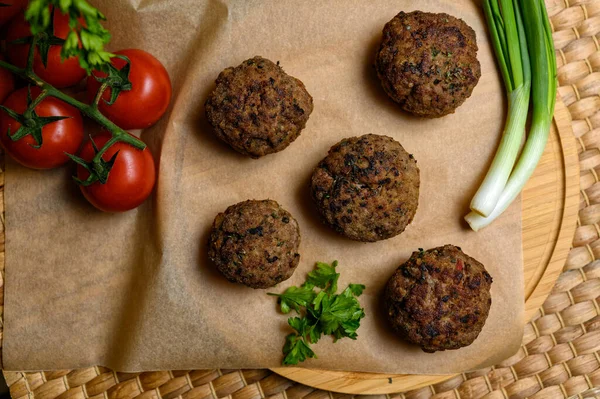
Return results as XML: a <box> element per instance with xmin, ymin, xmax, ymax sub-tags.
<box><xmin>0</xmin><ymin>0</ymin><xmax>27</xmax><ymax>27</ymax></box>
<box><xmin>0</xmin><ymin>55</ymin><xmax>16</xmax><ymax>104</ymax></box>
<box><xmin>0</xmin><ymin>86</ymin><xmax>84</xmax><ymax>169</ymax></box>
<box><xmin>76</xmin><ymin>132</ymin><xmax>156</xmax><ymax>212</ymax></box>
<box><xmin>6</xmin><ymin>8</ymin><xmax>87</xmax><ymax>88</ymax></box>
<box><xmin>86</xmin><ymin>49</ymin><xmax>172</xmax><ymax>130</ymax></box>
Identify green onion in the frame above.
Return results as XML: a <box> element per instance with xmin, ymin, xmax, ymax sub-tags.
<box><xmin>470</xmin><ymin>0</ymin><xmax>531</xmax><ymax>217</ymax></box>
<box><xmin>466</xmin><ymin>0</ymin><xmax>557</xmax><ymax>231</ymax></box>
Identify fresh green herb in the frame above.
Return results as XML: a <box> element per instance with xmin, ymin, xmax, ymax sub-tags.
<box><xmin>272</xmin><ymin>284</ymin><xmax>316</xmax><ymax>314</ymax></box>
<box><xmin>306</xmin><ymin>261</ymin><xmax>339</xmax><ymax>293</ymax></box>
<box><xmin>25</xmin><ymin>0</ymin><xmax>113</xmax><ymax>72</ymax></box>
<box><xmin>268</xmin><ymin>261</ymin><xmax>366</xmax><ymax>366</ymax></box>
<box><xmin>466</xmin><ymin>0</ymin><xmax>556</xmax><ymax>230</ymax></box>
<box><xmin>348</xmin><ymin>284</ymin><xmax>365</xmax><ymax>296</ymax></box>
<box><xmin>283</xmin><ymin>333</ymin><xmax>315</xmax><ymax>364</ymax></box>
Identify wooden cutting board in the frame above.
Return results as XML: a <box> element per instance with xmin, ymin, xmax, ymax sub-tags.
<box><xmin>271</xmin><ymin>96</ymin><xmax>580</xmax><ymax>394</ymax></box>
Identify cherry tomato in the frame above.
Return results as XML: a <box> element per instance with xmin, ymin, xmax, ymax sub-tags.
<box><xmin>6</xmin><ymin>8</ymin><xmax>86</xmax><ymax>88</ymax></box>
<box><xmin>86</xmin><ymin>49</ymin><xmax>172</xmax><ymax>130</ymax></box>
<box><xmin>0</xmin><ymin>55</ymin><xmax>16</xmax><ymax>104</ymax></box>
<box><xmin>0</xmin><ymin>0</ymin><xmax>27</xmax><ymax>27</ymax></box>
<box><xmin>76</xmin><ymin>132</ymin><xmax>156</xmax><ymax>212</ymax></box>
<box><xmin>0</xmin><ymin>86</ymin><xmax>84</xmax><ymax>169</ymax></box>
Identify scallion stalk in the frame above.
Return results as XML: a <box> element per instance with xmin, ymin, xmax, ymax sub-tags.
<box><xmin>465</xmin><ymin>0</ymin><xmax>557</xmax><ymax>231</ymax></box>
<box><xmin>470</xmin><ymin>0</ymin><xmax>531</xmax><ymax>217</ymax></box>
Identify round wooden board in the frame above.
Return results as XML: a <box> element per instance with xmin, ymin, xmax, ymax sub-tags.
<box><xmin>271</xmin><ymin>96</ymin><xmax>581</xmax><ymax>395</ymax></box>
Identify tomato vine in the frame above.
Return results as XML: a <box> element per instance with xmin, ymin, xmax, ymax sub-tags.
<box><xmin>0</xmin><ymin>0</ymin><xmax>147</xmax><ymax>183</ymax></box>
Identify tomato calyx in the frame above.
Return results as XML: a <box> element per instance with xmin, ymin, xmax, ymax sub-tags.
<box><xmin>66</xmin><ymin>137</ymin><xmax>120</xmax><ymax>186</ymax></box>
<box><xmin>93</xmin><ymin>55</ymin><xmax>132</xmax><ymax>105</ymax></box>
<box><xmin>10</xmin><ymin>7</ymin><xmax>66</xmax><ymax>68</ymax></box>
<box><xmin>0</xmin><ymin>86</ymin><xmax>68</xmax><ymax>148</ymax></box>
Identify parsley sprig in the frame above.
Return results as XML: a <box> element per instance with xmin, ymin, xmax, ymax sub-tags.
<box><xmin>25</xmin><ymin>0</ymin><xmax>113</xmax><ymax>72</ymax></box>
<box><xmin>269</xmin><ymin>261</ymin><xmax>366</xmax><ymax>366</ymax></box>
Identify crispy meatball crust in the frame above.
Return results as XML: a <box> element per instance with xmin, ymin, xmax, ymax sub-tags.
<box><xmin>310</xmin><ymin>134</ymin><xmax>420</xmax><ymax>242</ymax></box>
<box><xmin>375</xmin><ymin>11</ymin><xmax>482</xmax><ymax>118</ymax></box>
<box><xmin>384</xmin><ymin>245</ymin><xmax>493</xmax><ymax>352</ymax></box>
<box><xmin>205</xmin><ymin>56</ymin><xmax>313</xmax><ymax>158</ymax></box>
<box><xmin>208</xmin><ymin>200</ymin><xmax>301</xmax><ymax>289</ymax></box>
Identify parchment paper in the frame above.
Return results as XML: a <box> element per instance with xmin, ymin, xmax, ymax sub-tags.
<box><xmin>2</xmin><ymin>0</ymin><xmax>525</xmax><ymax>374</ymax></box>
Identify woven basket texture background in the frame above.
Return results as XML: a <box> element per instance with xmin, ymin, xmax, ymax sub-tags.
<box><xmin>2</xmin><ymin>0</ymin><xmax>600</xmax><ymax>398</ymax></box>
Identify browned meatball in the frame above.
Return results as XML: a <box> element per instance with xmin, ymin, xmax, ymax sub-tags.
<box><xmin>311</xmin><ymin>134</ymin><xmax>420</xmax><ymax>242</ymax></box>
<box><xmin>375</xmin><ymin>11</ymin><xmax>481</xmax><ymax>118</ymax></box>
<box><xmin>208</xmin><ymin>200</ymin><xmax>301</xmax><ymax>289</ymax></box>
<box><xmin>384</xmin><ymin>245</ymin><xmax>493</xmax><ymax>352</ymax></box>
<box><xmin>205</xmin><ymin>56</ymin><xmax>313</xmax><ymax>158</ymax></box>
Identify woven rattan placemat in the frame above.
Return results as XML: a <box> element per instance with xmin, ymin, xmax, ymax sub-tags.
<box><xmin>2</xmin><ymin>0</ymin><xmax>600</xmax><ymax>397</ymax></box>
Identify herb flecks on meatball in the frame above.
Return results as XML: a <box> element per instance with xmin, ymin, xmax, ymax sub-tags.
<box><xmin>208</xmin><ymin>199</ymin><xmax>301</xmax><ymax>289</ymax></box>
<box><xmin>206</xmin><ymin>56</ymin><xmax>313</xmax><ymax>158</ymax></box>
<box><xmin>375</xmin><ymin>11</ymin><xmax>481</xmax><ymax>118</ymax></box>
<box><xmin>311</xmin><ymin>134</ymin><xmax>420</xmax><ymax>242</ymax></box>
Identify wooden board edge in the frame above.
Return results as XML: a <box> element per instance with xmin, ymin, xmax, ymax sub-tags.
<box><xmin>522</xmin><ymin>97</ymin><xmax>580</xmax><ymax>320</ymax></box>
<box><xmin>269</xmin><ymin>369</ymin><xmax>451</xmax><ymax>395</ymax></box>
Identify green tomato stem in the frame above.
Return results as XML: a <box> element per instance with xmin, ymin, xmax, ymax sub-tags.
<box><xmin>26</xmin><ymin>34</ymin><xmax>38</xmax><ymax>72</ymax></box>
<box><xmin>92</xmin><ymin>82</ymin><xmax>109</xmax><ymax>109</ymax></box>
<box><xmin>0</xmin><ymin>59</ymin><xmax>27</xmax><ymax>77</ymax></box>
<box><xmin>92</xmin><ymin>135</ymin><xmax>119</xmax><ymax>163</ymax></box>
<box><xmin>24</xmin><ymin>89</ymin><xmax>49</xmax><ymax>119</ymax></box>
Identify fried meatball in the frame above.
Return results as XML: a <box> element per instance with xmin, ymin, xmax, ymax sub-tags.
<box><xmin>208</xmin><ymin>200</ymin><xmax>301</xmax><ymax>289</ymax></box>
<box><xmin>205</xmin><ymin>56</ymin><xmax>313</xmax><ymax>158</ymax></box>
<box><xmin>384</xmin><ymin>245</ymin><xmax>493</xmax><ymax>352</ymax></box>
<box><xmin>311</xmin><ymin>134</ymin><xmax>419</xmax><ymax>242</ymax></box>
<box><xmin>375</xmin><ymin>11</ymin><xmax>481</xmax><ymax>118</ymax></box>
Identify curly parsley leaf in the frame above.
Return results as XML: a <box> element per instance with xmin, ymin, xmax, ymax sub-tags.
<box><xmin>319</xmin><ymin>287</ymin><xmax>365</xmax><ymax>338</ymax></box>
<box><xmin>282</xmin><ymin>333</ymin><xmax>316</xmax><ymax>366</ymax></box>
<box><xmin>267</xmin><ymin>284</ymin><xmax>316</xmax><ymax>314</ymax></box>
<box><xmin>348</xmin><ymin>284</ymin><xmax>366</xmax><ymax>297</ymax></box>
<box><xmin>306</xmin><ymin>260</ymin><xmax>339</xmax><ymax>293</ymax></box>
<box><xmin>25</xmin><ymin>0</ymin><xmax>114</xmax><ymax>73</ymax></box>
<box><xmin>270</xmin><ymin>260</ymin><xmax>366</xmax><ymax>366</ymax></box>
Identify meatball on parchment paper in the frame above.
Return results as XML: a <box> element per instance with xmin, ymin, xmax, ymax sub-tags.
<box><xmin>4</xmin><ymin>0</ymin><xmax>525</xmax><ymax>375</ymax></box>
